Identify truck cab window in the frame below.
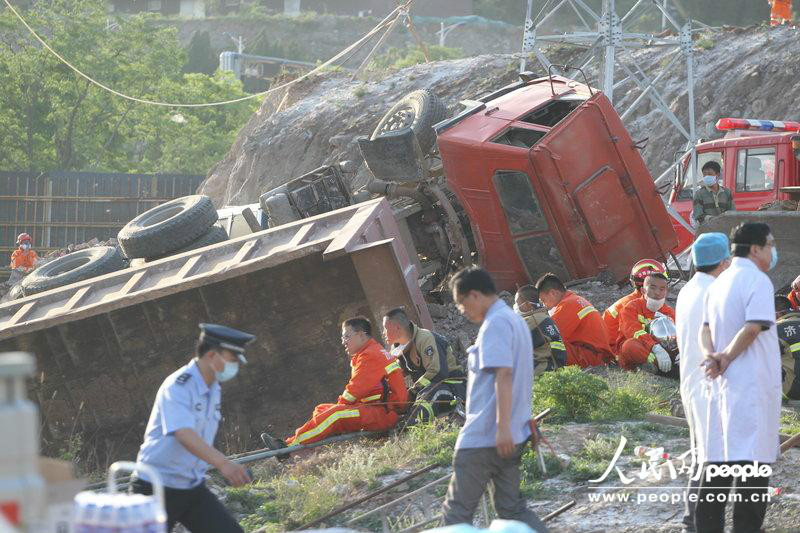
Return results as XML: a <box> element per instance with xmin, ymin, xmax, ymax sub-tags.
<box><xmin>519</xmin><ymin>97</ymin><xmax>584</xmax><ymax>127</ymax></box>
<box><xmin>678</xmin><ymin>151</ymin><xmax>723</xmax><ymax>200</ymax></box>
<box><xmin>736</xmin><ymin>148</ymin><xmax>775</xmax><ymax>192</ymax></box>
<box><xmin>492</xmin><ymin>171</ymin><xmax>548</xmax><ymax>235</ymax></box>
<box><xmin>492</xmin><ymin>127</ymin><xmax>546</xmax><ymax>148</ymax></box>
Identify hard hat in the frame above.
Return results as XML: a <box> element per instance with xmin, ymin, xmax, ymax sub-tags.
<box><xmin>630</xmin><ymin>259</ymin><xmax>667</xmax><ymax>287</ymax></box>
<box><xmin>17</xmin><ymin>233</ymin><xmax>32</xmax><ymax>244</ymax></box>
<box><xmin>792</xmin><ymin>274</ymin><xmax>800</xmax><ymax>292</ymax></box>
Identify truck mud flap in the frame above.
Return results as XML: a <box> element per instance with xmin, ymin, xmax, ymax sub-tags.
<box><xmin>0</xmin><ymin>199</ymin><xmax>431</xmax><ymax>463</ymax></box>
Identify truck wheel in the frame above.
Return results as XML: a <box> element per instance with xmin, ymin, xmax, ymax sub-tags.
<box><xmin>146</xmin><ymin>225</ymin><xmax>228</xmax><ymax>261</ymax></box>
<box><xmin>8</xmin><ymin>284</ymin><xmax>24</xmax><ymax>300</ymax></box>
<box><xmin>371</xmin><ymin>89</ymin><xmax>448</xmax><ymax>155</ymax></box>
<box><xmin>21</xmin><ymin>246</ymin><xmax>125</xmax><ymax>295</ymax></box>
<box><xmin>118</xmin><ymin>195</ymin><xmax>217</xmax><ymax>259</ymax></box>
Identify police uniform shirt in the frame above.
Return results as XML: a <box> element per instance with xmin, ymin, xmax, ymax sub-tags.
<box><xmin>134</xmin><ymin>359</ymin><xmax>222</xmax><ymax>489</ymax></box>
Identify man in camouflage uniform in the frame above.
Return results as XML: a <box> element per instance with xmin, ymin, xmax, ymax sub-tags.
<box><xmin>383</xmin><ymin>308</ymin><xmax>466</xmax><ymax>424</ymax></box>
<box><xmin>776</xmin><ymin>295</ymin><xmax>800</xmax><ymax>401</ymax></box>
<box><xmin>692</xmin><ymin>161</ymin><xmax>735</xmax><ymax>225</ymax></box>
<box><xmin>513</xmin><ymin>285</ymin><xmax>567</xmax><ymax>374</ymax></box>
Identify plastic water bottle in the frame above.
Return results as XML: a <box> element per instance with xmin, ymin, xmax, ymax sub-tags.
<box><xmin>97</xmin><ymin>496</ymin><xmax>115</xmax><ymax>533</ymax></box>
<box><xmin>73</xmin><ymin>493</ymin><xmax>99</xmax><ymax>533</ymax></box>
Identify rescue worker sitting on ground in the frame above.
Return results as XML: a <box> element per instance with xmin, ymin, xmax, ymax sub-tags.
<box><xmin>382</xmin><ymin>307</ymin><xmax>465</xmax><ymax>424</ymax></box>
<box><xmin>770</xmin><ymin>0</ymin><xmax>793</xmax><ymax>26</ymax></box>
<box><xmin>535</xmin><ymin>273</ymin><xmax>613</xmax><ymax>368</ymax></box>
<box><xmin>261</xmin><ymin>316</ymin><xmax>408</xmax><ymax>450</ymax></box>
<box><xmin>616</xmin><ymin>272</ymin><xmax>677</xmax><ymax>375</ymax></box>
<box><xmin>513</xmin><ymin>284</ymin><xmax>566</xmax><ymax>374</ymax></box>
<box><xmin>775</xmin><ymin>295</ymin><xmax>800</xmax><ymax>401</ymax></box>
<box><xmin>788</xmin><ymin>275</ymin><xmax>800</xmax><ymax>310</ymax></box>
<box><xmin>603</xmin><ymin>259</ymin><xmax>669</xmax><ymax>354</ymax></box>
<box><xmin>692</xmin><ymin>161</ymin><xmax>735</xmax><ymax>226</ymax></box>
<box><xmin>10</xmin><ymin>233</ymin><xmax>38</xmax><ymax>272</ymax></box>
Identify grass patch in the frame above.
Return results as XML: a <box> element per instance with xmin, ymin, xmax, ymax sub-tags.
<box><xmin>696</xmin><ymin>37</ymin><xmax>715</xmax><ymax>50</ymax></box>
<box><xmin>238</xmin><ymin>421</ymin><xmax>459</xmax><ymax>531</ymax></box>
<box><xmin>567</xmin><ymin>435</ymin><xmax>621</xmax><ymax>482</ymax></box>
<box><xmin>781</xmin><ymin>409</ymin><xmax>800</xmax><ymax>434</ymax></box>
<box><xmin>520</xmin><ymin>449</ymin><xmax>563</xmax><ymax>498</ymax></box>
<box><xmin>533</xmin><ymin>367</ymin><xmax>672</xmax><ymax>423</ymax></box>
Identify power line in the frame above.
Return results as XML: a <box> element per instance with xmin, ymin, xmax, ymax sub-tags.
<box><xmin>1</xmin><ymin>0</ymin><xmax>409</xmax><ymax>108</ymax></box>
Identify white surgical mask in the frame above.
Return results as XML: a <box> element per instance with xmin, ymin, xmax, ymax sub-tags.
<box><xmin>216</xmin><ymin>361</ymin><xmax>239</xmax><ymax>382</ymax></box>
<box><xmin>702</xmin><ymin>174</ymin><xmax>717</xmax><ymax>187</ymax></box>
<box><xmin>645</xmin><ymin>296</ymin><xmax>665</xmax><ymax>312</ymax></box>
<box><xmin>21</xmin><ymin>243</ymin><xmax>31</xmax><ymax>250</ymax></box>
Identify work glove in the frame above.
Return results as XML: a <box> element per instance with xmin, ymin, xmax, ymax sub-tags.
<box><xmin>648</xmin><ymin>344</ymin><xmax>672</xmax><ymax>373</ymax></box>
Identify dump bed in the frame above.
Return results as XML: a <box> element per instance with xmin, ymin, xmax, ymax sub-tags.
<box><xmin>437</xmin><ymin>77</ymin><xmax>678</xmax><ymax>288</ymax></box>
<box><xmin>0</xmin><ymin>199</ymin><xmax>431</xmax><ymax>461</ymax></box>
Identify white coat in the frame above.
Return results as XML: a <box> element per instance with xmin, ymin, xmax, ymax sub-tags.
<box><xmin>676</xmin><ymin>271</ymin><xmax>721</xmax><ymax>465</ymax></box>
<box><xmin>702</xmin><ymin>257</ymin><xmax>781</xmax><ymax>463</ymax></box>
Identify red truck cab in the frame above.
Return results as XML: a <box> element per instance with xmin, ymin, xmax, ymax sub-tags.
<box><xmin>434</xmin><ymin>75</ymin><xmax>678</xmax><ymax>290</ymax></box>
<box><xmin>669</xmin><ymin>118</ymin><xmax>800</xmax><ymax>252</ymax></box>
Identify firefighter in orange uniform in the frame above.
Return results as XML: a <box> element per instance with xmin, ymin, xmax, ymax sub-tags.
<box><xmin>617</xmin><ymin>272</ymin><xmax>676</xmax><ymax>372</ymax></box>
<box><xmin>789</xmin><ymin>275</ymin><xmax>800</xmax><ymax>310</ymax></box>
<box><xmin>9</xmin><ymin>233</ymin><xmax>38</xmax><ymax>271</ymax></box>
<box><xmin>535</xmin><ymin>273</ymin><xmax>613</xmax><ymax>368</ymax></box>
<box><xmin>769</xmin><ymin>0</ymin><xmax>792</xmax><ymax>26</ymax></box>
<box><xmin>603</xmin><ymin>259</ymin><xmax>668</xmax><ymax>353</ymax></box>
<box><xmin>261</xmin><ymin>316</ymin><xmax>408</xmax><ymax>450</ymax></box>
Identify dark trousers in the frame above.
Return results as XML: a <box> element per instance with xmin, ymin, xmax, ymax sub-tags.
<box><xmin>442</xmin><ymin>443</ymin><xmax>548</xmax><ymax>532</ymax></box>
<box><xmin>681</xmin><ymin>467</ymin><xmax>702</xmax><ymax>532</ymax></box>
<box><xmin>131</xmin><ymin>479</ymin><xmax>243</xmax><ymax>533</ymax></box>
<box><xmin>694</xmin><ymin>462</ymin><xmax>770</xmax><ymax>533</ymax></box>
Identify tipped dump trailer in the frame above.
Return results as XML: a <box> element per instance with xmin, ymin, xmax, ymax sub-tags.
<box><xmin>0</xmin><ymin>198</ymin><xmax>432</xmax><ymax>460</ymax></box>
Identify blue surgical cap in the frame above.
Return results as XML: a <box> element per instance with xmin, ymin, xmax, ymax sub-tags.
<box><xmin>692</xmin><ymin>232</ymin><xmax>730</xmax><ymax>267</ymax></box>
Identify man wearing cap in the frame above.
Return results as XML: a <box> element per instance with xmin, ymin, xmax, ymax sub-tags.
<box><xmin>675</xmin><ymin>233</ymin><xmax>731</xmax><ymax>533</ymax></box>
<box><xmin>132</xmin><ymin>323</ymin><xmax>255</xmax><ymax>533</ymax></box>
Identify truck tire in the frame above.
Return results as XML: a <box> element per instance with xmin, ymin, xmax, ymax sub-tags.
<box><xmin>8</xmin><ymin>284</ymin><xmax>24</xmax><ymax>300</ymax></box>
<box><xmin>147</xmin><ymin>225</ymin><xmax>228</xmax><ymax>261</ymax></box>
<box><xmin>21</xmin><ymin>246</ymin><xmax>125</xmax><ymax>295</ymax></box>
<box><xmin>118</xmin><ymin>195</ymin><xmax>217</xmax><ymax>259</ymax></box>
<box><xmin>371</xmin><ymin>89</ymin><xmax>448</xmax><ymax>155</ymax></box>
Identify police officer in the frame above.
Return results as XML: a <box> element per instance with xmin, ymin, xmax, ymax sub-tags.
<box><xmin>775</xmin><ymin>295</ymin><xmax>800</xmax><ymax>401</ymax></box>
<box><xmin>513</xmin><ymin>285</ymin><xmax>567</xmax><ymax>374</ymax></box>
<box><xmin>131</xmin><ymin>323</ymin><xmax>255</xmax><ymax>533</ymax></box>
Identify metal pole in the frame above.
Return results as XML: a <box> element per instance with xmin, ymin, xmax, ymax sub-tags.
<box><xmin>601</xmin><ymin>0</ymin><xmax>617</xmax><ymax>103</ymax></box>
<box><xmin>440</xmin><ymin>22</ymin><xmax>444</xmax><ymax>46</ymax></box>
<box><xmin>662</xmin><ymin>0</ymin><xmax>668</xmax><ymax>31</ymax></box>
<box><xmin>521</xmin><ymin>0</ymin><xmax>535</xmax><ymax>72</ymax></box>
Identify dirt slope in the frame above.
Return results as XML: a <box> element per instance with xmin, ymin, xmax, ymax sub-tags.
<box><xmin>200</xmin><ymin>25</ymin><xmax>800</xmax><ymax>207</ymax></box>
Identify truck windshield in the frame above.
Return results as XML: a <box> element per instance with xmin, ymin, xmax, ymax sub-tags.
<box><xmin>736</xmin><ymin>147</ymin><xmax>775</xmax><ymax>192</ymax></box>
<box><xmin>492</xmin><ymin>170</ymin><xmax>548</xmax><ymax>235</ymax></box>
<box><xmin>519</xmin><ymin>97</ymin><xmax>584</xmax><ymax>128</ymax></box>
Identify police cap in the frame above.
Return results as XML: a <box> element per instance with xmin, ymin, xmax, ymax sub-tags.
<box><xmin>199</xmin><ymin>323</ymin><xmax>255</xmax><ymax>364</ymax></box>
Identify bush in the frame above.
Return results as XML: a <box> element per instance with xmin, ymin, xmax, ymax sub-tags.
<box><xmin>370</xmin><ymin>45</ymin><xmax>463</xmax><ymax>70</ymax></box>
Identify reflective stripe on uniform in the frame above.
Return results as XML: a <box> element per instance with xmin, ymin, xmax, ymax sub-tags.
<box><xmin>791</xmin><ymin>342</ymin><xmax>800</xmax><ymax>353</ymax></box>
<box><xmin>550</xmin><ymin>341</ymin><xmax>566</xmax><ymax>351</ymax></box>
<box><xmin>341</xmin><ymin>390</ymin><xmax>357</xmax><ymax>403</ymax></box>
<box><xmin>608</xmin><ymin>307</ymin><xmax>619</xmax><ymax>318</ymax></box>
<box><xmin>385</xmin><ymin>360</ymin><xmax>400</xmax><ymax>373</ymax></box>
<box><xmin>637</xmin><ymin>314</ymin><xmax>649</xmax><ymax>325</ymax></box>
<box><xmin>443</xmin><ymin>378</ymin><xmax>465</xmax><ymax>384</ymax></box>
<box><xmin>633</xmin><ymin>329</ymin><xmax>648</xmax><ymax>339</ymax></box>
<box><xmin>295</xmin><ymin>409</ymin><xmax>360</xmax><ymax>443</ymax></box>
<box><xmin>362</xmin><ymin>394</ymin><xmax>382</xmax><ymax>403</ymax></box>
<box><xmin>417</xmin><ymin>377</ymin><xmax>431</xmax><ymax>388</ymax></box>
<box><xmin>577</xmin><ymin>305</ymin><xmax>597</xmax><ymax>320</ymax></box>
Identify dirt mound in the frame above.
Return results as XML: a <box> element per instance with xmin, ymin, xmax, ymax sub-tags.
<box><xmin>201</xmin><ymin>25</ymin><xmax>800</xmax><ymax>208</ymax></box>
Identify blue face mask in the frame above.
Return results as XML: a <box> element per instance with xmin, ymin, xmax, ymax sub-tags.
<box><xmin>216</xmin><ymin>361</ymin><xmax>239</xmax><ymax>382</ymax></box>
<box><xmin>702</xmin><ymin>174</ymin><xmax>717</xmax><ymax>187</ymax></box>
<box><xmin>769</xmin><ymin>246</ymin><xmax>778</xmax><ymax>271</ymax></box>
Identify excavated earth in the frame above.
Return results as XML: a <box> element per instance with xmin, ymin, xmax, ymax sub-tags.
<box><xmin>200</xmin><ymin>25</ymin><xmax>800</xmax><ymax>207</ymax></box>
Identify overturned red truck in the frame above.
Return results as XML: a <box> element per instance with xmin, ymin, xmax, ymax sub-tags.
<box><xmin>0</xmin><ymin>73</ymin><xmax>679</xmax><ymax>460</ymax></box>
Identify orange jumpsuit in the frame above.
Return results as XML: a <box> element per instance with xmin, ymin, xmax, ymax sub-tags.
<box><xmin>10</xmin><ymin>248</ymin><xmax>37</xmax><ymax>270</ymax></box>
<box><xmin>789</xmin><ymin>289</ymin><xmax>800</xmax><ymax>311</ymax></box>
<box><xmin>550</xmin><ymin>290</ymin><xmax>612</xmax><ymax>368</ymax></box>
<box><xmin>286</xmin><ymin>338</ymin><xmax>408</xmax><ymax>445</ymax></box>
<box><xmin>617</xmin><ymin>297</ymin><xmax>677</xmax><ymax>369</ymax></box>
<box><xmin>770</xmin><ymin>0</ymin><xmax>792</xmax><ymax>26</ymax></box>
<box><xmin>602</xmin><ymin>290</ymin><xmax>639</xmax><ymax>353</ymax></box>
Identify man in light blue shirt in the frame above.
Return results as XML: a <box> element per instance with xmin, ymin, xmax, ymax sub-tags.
<box><xmin>442</xmin><ymin>267</ymin><xmax>547</xmax><ymax>532</ymax></box>
<box><xmin>132</xmin><ymin>323</ymin><xmax>255</xmax><ymax>533</ymax></box>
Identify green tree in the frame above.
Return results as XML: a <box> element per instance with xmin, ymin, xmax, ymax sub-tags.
<box><xmin>0</xmin><ymin>0</ymin><xmax>257</xmax><ymax>174</ymax></box>
<box><xmin>184</xmin><ymin>30</ymin><xmax>218</xmax><ymax>75</ymax></box>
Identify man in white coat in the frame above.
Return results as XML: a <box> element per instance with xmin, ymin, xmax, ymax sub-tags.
<box><xmin>676</xmin><ymin>233</ymin><xmax>731</xmax><ymax>533</ymax></box>
<box><xmin>698</xmin><ymin>222</ymin><xmax>781</xmax><ymax>533</ymax></box>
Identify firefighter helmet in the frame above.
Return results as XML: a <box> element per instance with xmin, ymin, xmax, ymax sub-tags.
<box><xmin>630</xmin><ymin>259</ymin><xmax>667</xmax><ymax>287</ymax></box>
<box><xmin>16</xmin><ymin>233</ymin><xmax>32</xmax><ymax>245</ymax></box>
